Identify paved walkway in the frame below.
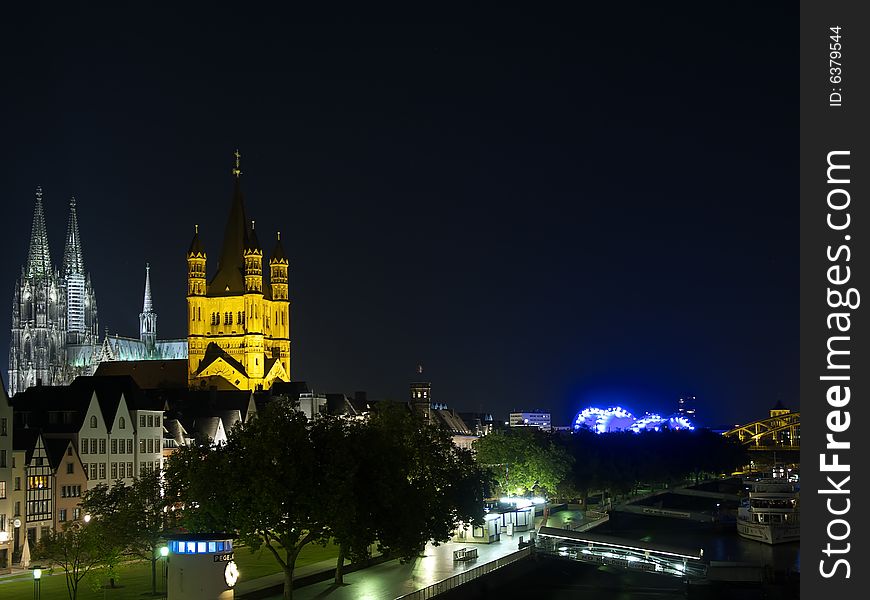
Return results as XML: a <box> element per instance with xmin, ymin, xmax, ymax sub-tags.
<box><xmin>259</xmin><ymin>536</ymin><xmax>529</xmax><ymax>600</ymax></box>
<box><xmin>249</xmin><ymin>506</ymin><xmax>608</xmax><ymax>600</ymax></box>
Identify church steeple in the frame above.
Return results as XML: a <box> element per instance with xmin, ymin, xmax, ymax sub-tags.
<box><xmin>26</xmin><ymin>186</ymin><xmax>53</xmax><ymax>279</ymax></box>
<box><xmin>209</xmin><ymin>150</ymin><xmax>249</xmax><ymax>294</ymax></box>
<box><xmin>143</xmin><ymin>262</ymin><xmax>154</xmax><ymax>313</ymax></box>
<box><xmin>62</xmin><ymin>197</ymin><xmax>85</xmax><ymax>275</ymax></box>
<box><xmin>139</xmin><ymin>263</ymin><xmax>157</xmax><ymax>352</ymax></box>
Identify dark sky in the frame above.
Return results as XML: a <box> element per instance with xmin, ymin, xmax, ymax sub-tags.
<box><xmin>1</xmin><ymin>6</ymin><xmax>797</xmax><ymax>428</ymax></box>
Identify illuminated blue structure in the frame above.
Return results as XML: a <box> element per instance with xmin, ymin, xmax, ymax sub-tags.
<box><xmin>573</xmin><ymin>406</ymin><xmax>695</xmax><ymax>433</ymax></box>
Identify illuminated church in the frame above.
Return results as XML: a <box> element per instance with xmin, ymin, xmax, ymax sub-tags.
<box><xmin>186</xmin><ymin>152</ymin><xmax>291</xmax><ymax>390</ymax></box>
<box><xmin>8</xmin><ymin>190</ymin><xmax>99</xmax><ymax>395</ymax></box>
<box><xmin>9</xmin><ymin>190</ymin><xmax>186</xmax><ymax>397</ymax></box>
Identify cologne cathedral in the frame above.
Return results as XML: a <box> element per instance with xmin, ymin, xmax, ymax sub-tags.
<box><xmin>8</xmin><ymin>189</ymin><xmax>186</xmax><ymax>396</ymax></box>
<box><xmin>8</xmin><ymin>188</ymin><xmax>99</xmax><ymax>395</ymax></box>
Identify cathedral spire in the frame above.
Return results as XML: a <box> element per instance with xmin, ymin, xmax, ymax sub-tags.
<box><xmin>62</xmin><ymin>196</ymin><xmax>85</xmax><ymax>275</ymax></box>
<box><xmin>143</xmin><ymin>263</ymin><xmax>153</xmax><ymax>313</ymax></box>
<box><xmin>139</xmin><ymin>263</ymin><xmax>157</xmax><ymax>350</ymax></box>
<box><xmin>26</xmin><ymin>186</ymin><xmax>53</xmax><ymax>279</ymax></box>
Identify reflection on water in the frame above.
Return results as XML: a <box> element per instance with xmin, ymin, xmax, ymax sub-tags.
<box><xmin>597</xmin><ymin>513</ymin><xmax>800</xmax><ymax>573</ymax></box>
<box><xmin>493</xmin><ymin>512</ymin><xmax>799</xmax><ymax>599</ymax></box>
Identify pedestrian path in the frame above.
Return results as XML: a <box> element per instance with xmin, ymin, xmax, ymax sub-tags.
<box><xmin>257</xmin><ymin>537</ymin><xmax>527</xmax><ymax>600</ymax></box>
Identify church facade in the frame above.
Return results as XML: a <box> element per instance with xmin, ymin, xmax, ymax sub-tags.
<box><xmin>8</xmin><ymin>190</ymin><xmax>186</xmax><ymax>397</ymax></box>
<box><xmin>8</xmin><ymin>190</ymin><xmax>99</xmax><ymax>396</ymax></box>
<box><xmin>186</xmin><ymin>153</ymin><xmax>290</xmax><ymax>390</ymax></box>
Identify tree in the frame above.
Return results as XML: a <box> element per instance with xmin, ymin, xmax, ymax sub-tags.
<box><xmin>474</xmin><ymin>429</ymin><xmax>573</xmax><ymax>497</ymax></box>
<box><xmin>365</xmin><ymin>404</ymin><xmax>485</xmax><ymax>564</ymax></box>
<box><xmin>167</xmin><ymin>399</ymin><xmax>486</xmax><ymax>595</ymax></box>
<box><xmin>35</xmin><ymin>520</ymin><xmax>112</xmax><ymax>600</ymax></box>
<box><xmin>305</xmin><ymin>406</ymin><xmax>485</xmax><ymax>585</ymax></box>
<box><xmin>77</xmin><ymin>481</ymin><xmax>128</xmax><ymax>589</ymax></box>
<box><xmin>165</xmin><ymin>398</ymin><xmax>327</xmax><ymax>600</ymax></box>
<box><xmin>126</xmin><ymin>471</ymin><xmax>171</xmax><ymax>595</ymax></box>
<box><xmin>80</xmin><ymin>471</ymin><xmax>169</xmax><ymax>594</ymax></box>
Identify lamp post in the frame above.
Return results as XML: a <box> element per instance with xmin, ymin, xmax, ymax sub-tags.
<box><xmin>159</xmin><ymin>546</ymin><xmax>169</xmax><ymax>599</ymax></box>
<box><xmin>32</xmin><ymin>565</ymin><xmax>42</xmax><ymax>600</ymax></box>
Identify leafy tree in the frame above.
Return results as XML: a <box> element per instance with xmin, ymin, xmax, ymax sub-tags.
<box><xmin>310</xmin><ymin>406</ymin><xmax>485</xmax><ymax>584</ymax></box>
<box><xmin>35</xmin><ymin>520</ymin><xmax>112</xmax><ymax>600</ymax></box>
<box><xmin>77</xmin><ymin>481</ymin><xmax>128</xmax><ymax>589</ymax></box>
<box><xmin>81</xmin><ymin>472</ymin><xmax>169</xmax><ymax>594</ymax></box>
<box><xmin>165</xmin><ymin>398</ymin><xmax>326</xmax><ymax>600</ymax></box>
<box><xmin>367</xmin><ymin>404</ymin><xmax>485</xmax><ymax>563</ymax></box>
<box><xmin>474</xmin><ymin>428</ymin><xmax>573</xmax><ymax>497</ymax></box>
<box><xmin>167</xmin><ymin>399</ymin><xmax>486</xmax><ymax>595</ymax></box>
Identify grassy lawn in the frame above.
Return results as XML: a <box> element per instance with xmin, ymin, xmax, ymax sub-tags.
<box><xmin>0</xmin><ymin>542</ymin><xmax>339</xmax><ymax>600</ymax></box>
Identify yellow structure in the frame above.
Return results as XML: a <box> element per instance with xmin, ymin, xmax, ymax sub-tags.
<box><xmin>186</xmin><ymin>152</ymin><xmax>290</xmax><ymax>390</ymax></box>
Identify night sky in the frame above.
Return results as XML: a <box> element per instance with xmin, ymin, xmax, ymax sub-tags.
<box><xmin>1</xmin><ymin>6</ymin><xmax>797</xmax><ymax>428</ymax></box>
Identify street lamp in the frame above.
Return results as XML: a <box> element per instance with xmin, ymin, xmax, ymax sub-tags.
<box><xmin>159</xmin><ymin>546</ymin><xmax>169</xmax><ymax>599</ymax></box>
<box><xmin>32</xmin><ymin>565</ymin><xmax>42</xmax><ymax>600</ymax></box>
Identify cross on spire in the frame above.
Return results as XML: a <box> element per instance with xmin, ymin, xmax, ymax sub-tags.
<box><xmin>232</xmin><ymin>149</ymin><xmax>242</xmax><ymax>177</ymax></box>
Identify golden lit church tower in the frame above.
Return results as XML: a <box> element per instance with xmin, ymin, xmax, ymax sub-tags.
<box><xmin>186</xmin><ymin>152</ymin><xmax>291</xmax><ymax>390</ymax></box>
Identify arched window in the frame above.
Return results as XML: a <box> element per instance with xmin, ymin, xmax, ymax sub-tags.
<box><xmin>90</xmin><ymin>415</ymin><xmax>97</xmax><ymax>428</ymax></box>
<box><xmin>119</xmin><ymin>417</ymin><xmax>126</xmax><ymax>430</ymax></box>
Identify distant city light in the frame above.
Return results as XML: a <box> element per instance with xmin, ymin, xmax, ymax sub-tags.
<box><xmin>573</xmin><ymin>406</ymin><xmax>695</xmax><ymax>433</ymax></box>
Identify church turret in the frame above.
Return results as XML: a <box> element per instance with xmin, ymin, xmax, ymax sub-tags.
<box><xmin>187</xmin><ymin>224</ymin><xmax>207</xmax><ymax>297</ymax></box>
<box><xmin>139</xmin><ymin>264</ymin><xmax>157</xmax><ymax>353</ymax></box>
<box><xmin>244</xmin><ymin>220</ymin><xmax>263</xmax><ymax>293</ymax></box>
<box><xmin>269</xmin><ymin>232</ymin><xmax>289</xmax><ymax>300</ymax></box>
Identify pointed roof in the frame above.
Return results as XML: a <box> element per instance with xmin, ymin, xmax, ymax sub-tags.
<box><xmin>270</xmin><ymin>231</ymin><xmax>288</xmax><ymax>263</ymax></box>
<box><xmin>26</xmin><ymin>186</ymin><xmax>53</xmax><ymax>279</ymax></box>
<box><xmin>62</xmin><ymin>197</ymin><xmax>85</xmax><ymax>275</ymax></box>
<box><xmin>245</xmin><ymin>220</ymin><xmax>261</xmax><ymax>252</ymax></box>
<box><xmin>188</xmin><ymin>224</ymin><xmax>205</xmax><ymax>256</ymax></box>
<box><xmin>208</xmin><ymin>158</ymin><xmax>248</xmax><ymax>294</ymax></box>
<box><xmin>142</xmin><ymin>263</ymin><xmax>154</xmax><ymax>313</ymax></box>
<box><xmin>195</xmin><ymin>342</ymin><xmax>248</xmax><ymax>377</ymax></box>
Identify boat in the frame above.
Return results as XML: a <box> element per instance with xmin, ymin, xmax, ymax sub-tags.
<box><xmin>737</xmin><ymin>478</ymin><xmax>799</xmax><ymax>544</ymax></box>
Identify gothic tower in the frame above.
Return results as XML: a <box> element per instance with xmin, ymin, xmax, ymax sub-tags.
<box><xmin>8</xmin><ymin>187</ymin><xmax>67</xmax><ymax>395</ymax></box>
<box><xmin>62</xmin><ymin>197</ymin><xmax>98</xmax><ymax>347</ymax></box>
<box><xmin>186</xmin><ymin>151</ymin><xmax>291</xmax><ymax>390</ymax></box>
<box><xmin>139</xmin><ymin>264</ymin><xmax>157</xmax><ymax>354</ymax></box>
<box><xmin>61</xmin><ymin>197</ymin><xmax>99</xmax><ymax>380</ymax></box>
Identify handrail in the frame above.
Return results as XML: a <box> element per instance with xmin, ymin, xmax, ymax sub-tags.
<box><xmin>394</xmin><ymin>546</ymin><xmax>532</xmax><ymax>600</ymax></box>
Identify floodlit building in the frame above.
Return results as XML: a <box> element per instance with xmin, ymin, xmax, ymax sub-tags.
<box><xmin>508</xmin><ymin>411</ymin><xmax>552</xmax><ymax>431</ymax></box>
<box><xmin>8</xmin><ymin>191</ymin><xmax>99</xmax><ymax>396</ymax></box>
<box><xmin>186</xmin><ymin>152</ymin><xmax>291</xmax><ymax>390</ymax></box>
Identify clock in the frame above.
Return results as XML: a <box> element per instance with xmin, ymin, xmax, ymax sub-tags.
<box><xmin>224</xmin><ymin>561</ymin><xmax>239</xmax><ymax>588</ymax></box>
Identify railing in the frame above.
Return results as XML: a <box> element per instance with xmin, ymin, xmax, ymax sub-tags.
<box><xmin>395</xmin><ymin>546</ymin><xmax>533</xmax><ymax>600</ymax></box>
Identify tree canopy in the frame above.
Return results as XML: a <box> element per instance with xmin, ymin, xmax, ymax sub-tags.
<box><xmin>165</xmin><ymin>398</ymin><xmax>485</xmax><ymax>599</ymax></box>
<box><xmin>473</xmin><ymin>428</ymin><xmax>573</xmax><ymax>497</ymax></box>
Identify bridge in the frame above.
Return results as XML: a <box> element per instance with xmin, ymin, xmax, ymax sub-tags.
<box><xmin>722</xmin><ymin>411</ymin><xmax>799</xmax><ymax>451</ymax></box>
<box><xmin>535</xmin><ymin>526</ymin><xmax>707</xmax><ymax>579</ymax></box>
